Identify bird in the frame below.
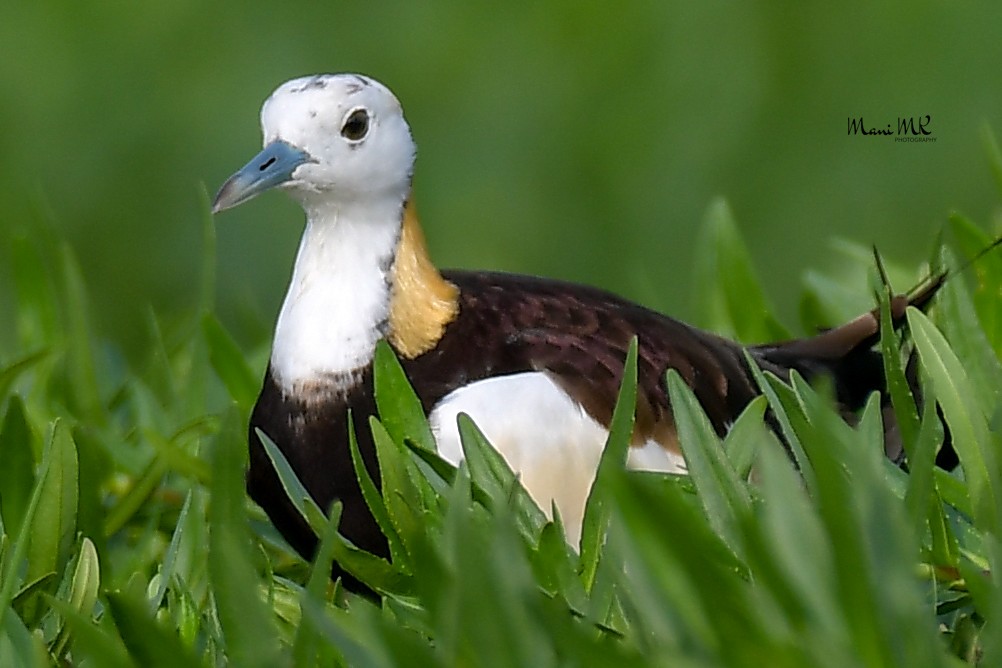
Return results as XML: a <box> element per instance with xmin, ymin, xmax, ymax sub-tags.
<box><xmin>212</xmin><ymin>73</ymin><xmax>941</xmax><ymax>585</ymax></box>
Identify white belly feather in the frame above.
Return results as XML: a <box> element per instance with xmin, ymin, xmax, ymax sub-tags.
<box><xmin>429</xmin><ymin>371</ymin><xmax>686</xmax><ymax>544</ymax></box>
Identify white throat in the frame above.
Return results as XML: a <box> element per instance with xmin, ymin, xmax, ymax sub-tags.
<box><xmin>270</xmin><ymin>198</ymin><xmax>403</xmax><ymax>395</ymax></box>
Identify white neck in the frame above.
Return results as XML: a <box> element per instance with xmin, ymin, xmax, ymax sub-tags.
<box><xmin>270</xmin><ymin>197</ymin><xmax>403</xmax><ymax>395</ymax></box>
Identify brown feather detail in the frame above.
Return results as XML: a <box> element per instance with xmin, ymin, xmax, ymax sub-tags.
<box><xmin>388</xmin><ymin>200</ymin><xmax>459</xmax><ymax>358</ymax></box>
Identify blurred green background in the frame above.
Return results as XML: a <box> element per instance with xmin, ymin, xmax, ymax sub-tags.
<box><xmin>2</xmin><ymin>1</ymin><xmax>1001</xmax><ymax>362</ymax></box>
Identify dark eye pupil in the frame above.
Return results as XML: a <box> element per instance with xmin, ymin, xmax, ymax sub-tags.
<box><xmin>341</xmin><ymin>110</ymin><xmax>369</xmax><ymax>140</ymax></box>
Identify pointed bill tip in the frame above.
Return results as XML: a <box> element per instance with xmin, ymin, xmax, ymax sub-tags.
<box><xmin>211</xmin><ymin>140</ymin><xmax>314</xmax><ymax>215</ymax></box>
<box><xmin>211</xmin><ymin>176</ymin><xmax>244</xmax><ymax>214</ymax></box>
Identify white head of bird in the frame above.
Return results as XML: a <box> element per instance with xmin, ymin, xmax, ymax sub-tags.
<box><xmin>213</xmin><ymin>73</ymin><xmax>416</xmax><ymax>216</ymax></box>
<box><xmin>213</xmin><ymin>73</ymin><xmax>431</xmax><ymax>393</ymax></box>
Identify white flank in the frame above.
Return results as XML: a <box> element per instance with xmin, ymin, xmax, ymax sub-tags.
<box><xmin>429</xmin><ymin>371</ymin><xmax>686</xmax><ymax>544</ymax></box>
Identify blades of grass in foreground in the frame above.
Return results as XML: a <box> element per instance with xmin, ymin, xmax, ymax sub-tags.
<box><xmin>210</xmin><ymin>408</ymin><xmax>282</xmax><ymax>668</ymax></box>
<box><xmin>23</xmin><ymin>420</ymin><xmax>78</xmax><ymax>625</ymax></box>
<box><xmin>302</xmin><ymin>595</ymin><xmax>438</xmax><ymax>668</ymax></box>
<box><xmin>348</xmin><ymin>414</ymin><xmax>408</xmax><ymax>566</ymax></box>
<box><xmin>611</xmin><ymin>468</ymin><xmax>749</xmax><ymax>662</ymax></box>
<box><xmin>106</xmin><ymin>592</ymin><xmax>199</xmax><ymax>668</ymax></box>
<box><xmin>9</xmin><ymin>232</ymin><xmax>59</xmax><ymax>348</ymax></box>
<box><xmin>373</xmin><ymin>341</ymin><xmax>436</xmax><ymax>452</ymax></box>
<box><xmin>934</xmin><ymin>245</ymin><xmax>1002</xmax><ymax>422</ymax></box>
<box><xmin>874</xmin><ymin>262</ymin><xmax>921</xmax><ymax>459</ymax></box>
<box><xmin>202</xmin><ymin>313</ymin><xmax>258</xmax><ymax>411</ymax></box>
<box><xmin>256</xmin><ymin>428</ymin><xmax>327</xmax><ymax>535</ymax></box>
<box><xmin>0</xmin><ymin>349</ymin><xmax>49</xmax><ymax>403</ymax></box>
<box><xmin>694</xmin><ymin>198</ymin><xmax>790</xmax><ymax>342</ymax></box>
<box><xmin>788</xmin><ymin>375</ymin><xmax>946</xmax><ymax>668</ymax></box>
<box><xmin>743</xmin><ymin>442</ymin><xmax>845</xmax><ymax>659</ymax></box>
<box><xmin>578</xmin><ymin>338</ymin><xmax>637</xmax><ymax>593</ymax></box>
<box><xmin>0</xmin><ymin>423</ymin><xmax>58</xmax><ymax>643</ymax></box>
<box><xmin>909</xmin><ymin>392</ymin><xmax>958</xmax><ymax>567</ymax></box>
<box><xmin>909</xmin><ymin>307</ymin><xmax>1002</xmax><ymax>536</ymax></box>
<box><xmin>977</xmin><ymin>537</ymin><xmax>1002</xmax><ymax>665</ymax></box>
<box><xmin>722</xmin><ymin>395</ymin><xmax>769</xmax><ymax>479</ymax></box>
<box><xmin>101</xmin><ymin>455</ymin><xmax>168</xmax><ymax>539</ymax></box>
<box><xmin>293</xmin><ymin>501</ymin><xmax>344</xmax><ymax>668</ymax></box>
<box><xmin>0</xmin><ymin>396</ymin><xmax>36</xmax><ymax>541</ymax></box>
<box><xmin>49</xmin><ymin>536</ymin><xmax>100</xmax><ymax>660</ymax></box>
<box><xmin>458</xmin><ymin>413</ymin><xmax>548</xmax><ymax>539</ymax></box>
<box><xmin>150</xmin><ymin>491</ymin><xmax>192</xmax><ymax>611</ymax></box>
<box><xmin>742</xmin><ymin>351</ymin><xmax>813</xmax><ymax>486</ymax></box>
<box><xmin>370</xmin><ymin>417</ymin><xmax>425</xmax><ymax>551</ymax></box>
<box><xmin>667</xmin><ymin>369</ymin><xmax>750</xmax><ymax>560</ymax></box>
<box><xmin>45</xmin><ymin>596</ymin><xmax>132</xmax><ymax>668</ymax></box>
<box><xmin>60</xmin><ymin>244</ymin><xmax>104</xmax><ymax>424</ymax></box>
<box><xmin>948</xmin><ymin>213</ymin><xmax>1002</xmax><ymax>358</ymax></box>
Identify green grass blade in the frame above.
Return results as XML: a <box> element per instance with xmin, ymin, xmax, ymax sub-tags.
<box><xmin>906</xmin><ymin>390</ymin><xmax>955</xmax><ymax>564</ymax></box>
<box><xmin>667</xmin><ymin>369</ymin><xmax>751</xmax><ymax>559</ymax></box>
<box><xmin>293</xmin><ymin>502</ymin><xmax>344</xmax><ymax>668</ymax></box>
<box><xmin>0</xmin><ymin>436</ymin><xmax>56</xmax><ymax>634</ymax></box>
<box><xmin>44</xmin><ymin>596</ymin><xmax>132</xmax><ymax>668</ymax></box>
<box><xmin>908</xmin><ymin>307</ymin><xmax>1001</xmax><ymax>535</ymax></box>
<box><xmin>578</xmin><ymin>337</ymin><xmax>638</xmax><ymax>592</ymax></box>
<box><xmin>302</xmin><ymin>595</ymin><xmax>440</xmax><ymax>668</ymax></box>
<box><xmin>403</xmin><ymin>438</ymin><xmax>459</xmax><ymax>490</ymax></box>
<box><xmin>373</xmin><ymin>340</ymin><xmax>436</xmax><ymax>451</ymax></box>
<box><xmin>329</xmin><ymin>531</ymin><xmax>411</xmax><ymax>595</ymax></box>
<box><xmin>746</xmin><ymin>442</ymin><xmax>843</xmax><ymax>646</ymax></box>
<box><xmin>934</xmin><ymin>246</ymin><xmax>1002</xmax><ymax>427</ymax></box>
<box><xmin>50</xmin><ymin>536</ymin><xmax>101</xmax><ymax>660</ymax></box>
<box><xmin>202</xmin><ymin>313</ymin><xmax>258</xmax><ymax>410</ymax></box>
<box><xmin>978</xmin><ymin>537</ymin><xmax>1002</xmax><ymax>664</ymax></box>
<box><xmin>150</xmin><ymin>491</ymin><xmax>192</xmax><ymax>610</ymax></box>
<box><xmin>457</xmin><ymin>413</ymin><xmax>548</xmax><ymax>539</ymax></box>
<box><xmin>24</xmin><ymin>420</ymin><xmax>78</xmax><ymax>624</ymax></box>
<box><xmin>370</xmin><ymin>417</ymin><xmax>424</xmax><ymax>548</ymax></box>
<box><xmin>60</xmin><ymin>244</ymin><xmax>105</xmax><ymax>423</ymax></box>
<box><xmin>347</xmin><ymin>413</ymin><xmax>409</xmax><ymax>566</ymax></box>
<box><xmin>0</xmin><ymin>596</ymin><xmax>46</xmax><ymax>668</ymax></box>
<box><xmin>255</xmin><ymin>427</ymin><xmax>328</xmax><ymax>535</ymax></box>
<box><xmin>948</xmin><ymin>213</ymin><xmax>1002</xmax><ymax>358</ymax></box>
<box><xmin>209</xmin><ymin>408</ymin><xmax>282</xmax><ymax>667</ymax></box>
<box><xmin>0</xmin><ymin>397</ymin><xmax>36</xmax><ymax>540</ymax></box>
<box><xmin>0</xmin><ymin>350</ymin><xmax>49</xmax><ymax>402</ymax></box>
<box><xmin>875</xmin><ymin>272</ymin><xmax>921</xmax><ymax>458</ymax></box>
<box><xmin>9</xmin><ymin>233</ymin><xmax>59</xmax><ymax>349</ymax></box>
<box><xmin>106</xmin><ymin>591</ymin><xmax>200</xmax><ymax>668</ymax></box>
<box><xmin>933</xmin><ymin>469</ymin><xmax>973</xmax><ymax>518</ymax></box>
<box><xmin>611</xmin><ymin>472</ymin><xmax>745</xmax><ymax>660</ymax></box>
<box><xmin>742</xmin><ymin>351</ymin><xmax>813</xmax><ymax>483</ymax></box>
<box><xmin>102</xmin><ymin>455</ymin><xmax>168</xmax><ymax>538</ymax></box>
<box><xmin>694</xmin><ymin>198</ymin><xmax>790</xmax><ymax>342</ymax></box>
<box><xmin>721</xmin><ymin>394</ymin><xmax>769</xmax><ymax>479</ymax></box>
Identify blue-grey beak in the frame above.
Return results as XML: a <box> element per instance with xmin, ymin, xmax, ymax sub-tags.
<box><xmin>212</xmin><ymin>140</ymin><xmax>314</xmax><ymax>213</ymax></box>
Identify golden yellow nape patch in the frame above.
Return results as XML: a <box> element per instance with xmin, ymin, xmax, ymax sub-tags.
<box><xmin>388</xmin><ymin>200</ymin><xmax>459</xmax><ymax>358</ymax></box>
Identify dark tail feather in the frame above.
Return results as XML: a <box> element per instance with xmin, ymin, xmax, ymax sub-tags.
<box><xmin>752</xmin><ymin>270</ymin><xmax>948</xmax><ymax>465</ymax></box>
<box><xmin>754</xmin><ymin>230</ymin><xmax>1002</xmax><ymax>469</ymax></box>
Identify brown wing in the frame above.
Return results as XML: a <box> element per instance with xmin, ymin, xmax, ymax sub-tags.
<box><xmin>413</xmin><ymin>270</ymin><xmax>942</xmax><ymax>442</ymax></box>
<box><xmin>404</xmin><ymin>271</ymin><xmax>763</xmax><ymax>443</ymax></box>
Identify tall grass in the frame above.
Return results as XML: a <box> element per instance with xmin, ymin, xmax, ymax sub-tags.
<box><xmin>0</xmin><ymin>198</ymin><xmax>1000</xmax><ymax>666</ymax></box>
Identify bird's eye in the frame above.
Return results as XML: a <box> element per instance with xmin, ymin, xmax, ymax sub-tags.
<box><xmin>341</xmin><ymin>109</ymin><xmax>369</xmax><ymax>141</ymax></box>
